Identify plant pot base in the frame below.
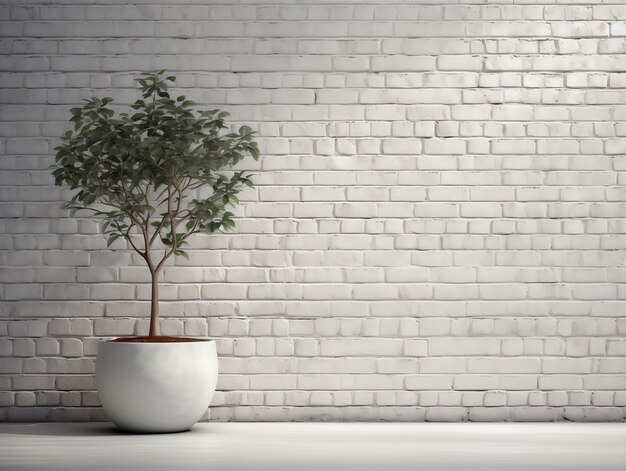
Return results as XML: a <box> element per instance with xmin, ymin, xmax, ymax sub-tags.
<box><xmin>96</xmin><ymin>339</ymin><xmax>218</xmax><ymax>434</ymax></box>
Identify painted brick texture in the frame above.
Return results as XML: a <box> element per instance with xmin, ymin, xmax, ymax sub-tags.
<box><xmin>1</xmin><ymin>0</ymin><xmax>626</xmax><ymax>422</ymax></box>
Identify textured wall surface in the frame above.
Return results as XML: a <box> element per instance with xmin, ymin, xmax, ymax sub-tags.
<box><xmin>1</xmin><ymin>0</ymin><xmax>626</xmax><ymax>422</ymax></box>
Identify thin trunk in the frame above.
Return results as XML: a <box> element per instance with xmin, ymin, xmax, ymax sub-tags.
<box><xmin>148</xmin><ymin>269</ymin><xmax>160</xmax><ymax>336</ymax></box>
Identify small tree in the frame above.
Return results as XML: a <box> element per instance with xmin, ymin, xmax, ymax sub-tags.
<box><xmin>52</xmin><ymin>71</ymin><xmax>259</xmax><ymax>337</ymax></box>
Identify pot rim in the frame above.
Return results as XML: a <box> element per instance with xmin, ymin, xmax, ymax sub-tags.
<box><xmin>102</xmin><ymin>337</ymin><xmax>216</xmax><ymax>344</ymax></box>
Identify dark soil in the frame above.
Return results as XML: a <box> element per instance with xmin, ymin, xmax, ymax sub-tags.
<box><xmin>110</xmin><ymin>336</ymin><xmax>207</xmax><ymax>343</ymax></box>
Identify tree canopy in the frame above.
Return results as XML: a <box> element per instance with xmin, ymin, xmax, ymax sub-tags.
<box><xmin>52</xmin><ymin>70</ymin><xmax>259</xmax><ymax>273</ymax></box>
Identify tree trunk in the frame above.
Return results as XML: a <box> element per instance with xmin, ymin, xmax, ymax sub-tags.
<box><xmin>148</xmin><ymin>269</ymin><xmax>160</xmax><ymax>336</ymax></box>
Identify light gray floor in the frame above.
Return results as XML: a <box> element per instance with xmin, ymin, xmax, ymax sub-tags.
<box><xmin>1</xmin><ymin>422</ymin><xmax>625</xmax><ymax>471</ymax></box>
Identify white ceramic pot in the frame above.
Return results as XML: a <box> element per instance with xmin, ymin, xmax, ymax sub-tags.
<box><xmin>96</xmin><ymin>339</ymin><xmax>218</xmax><ymax>433</ymax></box>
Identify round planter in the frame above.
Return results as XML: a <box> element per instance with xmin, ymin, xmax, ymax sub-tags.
<box><xmin>96</xmin><ymin>338</ymin><xmax>218</xmax><ymax>433</ymax></box>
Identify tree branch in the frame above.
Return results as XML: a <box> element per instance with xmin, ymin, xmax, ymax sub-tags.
<box><xmin>174</xmin><ymin>219</ymin><xmax>200</xmax><ymax>246</ymax></box>
<box><xmin>148</xmin><ymin>173</ymin><xmax>182</xmax><ymax>246</ymax></box>
<box><xmin>155</xmin><ymin>183</ymin><xmax>177</xmax><ymax>272</ymax></box>
<box><xmin>119</xmin><ymin>174</ymin><xmax>147</xmax><ymax>228</ymax></box>
<box><xmin>124</xmin><ymin>223</ymin><xmax>146</xmax><ymax>258</ymax></box>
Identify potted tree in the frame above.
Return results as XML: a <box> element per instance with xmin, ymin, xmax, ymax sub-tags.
<box><xmin>52</xmin><ymin>71</ymin><xmax>259</xmax><ymax>433</ymax></box>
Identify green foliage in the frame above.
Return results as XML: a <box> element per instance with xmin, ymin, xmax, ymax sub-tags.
<box><xmin>52</xmin><ymin>70</ymin><xmax>259</xmax><ymax>271</ymax></box>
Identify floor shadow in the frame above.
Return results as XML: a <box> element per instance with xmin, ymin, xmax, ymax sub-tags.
<box><xmin>2</xmin><ymin>422</ymin><xmax>207</xmax><ymax>437</ymax></box>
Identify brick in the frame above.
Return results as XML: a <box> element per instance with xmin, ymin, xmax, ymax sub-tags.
<box><xmin>60</xmin><ymin>338</ymin><xmax>83</xmax><ymax>357</ymax></box>
<box><xmin>405</xmin><ymin>375</ymin><xmax>453</xmax><ymax>390</ymax></box>
<box><xmin>423</xmin><ymin>139</ymin><xmax>466</xmax><ymax>155</ymax></box>
<box><xmin>295</xmin><ymin>339</ymin><xmax>318</xmax><ymax>357</ymax></box>
<box><xmin>428</xmin><ymin>339</ymin><xmax>500</xmax><ymax>356</ymax></box>
<box><xmin>382</xmin><ymin>139</ymin><xmax>421</xmax><ymax>155</ymax></box>
<box><xmin>13</xmin><ymin>339</ymin><xmax>35</xmax><ymax>357</ymax></box>
<box><xmin>372</xmin><ymin>56</ymin><xmax>435</xmax><ymax>72</ymax></box>
<box><xmin>403</xmin><ymin>340</ymin><xmax>427</xmax><ymax>357</ymax></box>
<box><xmin>320</xmin><ymin>339</ymin><xmax>402</xmax><ymax>357</ymax></box>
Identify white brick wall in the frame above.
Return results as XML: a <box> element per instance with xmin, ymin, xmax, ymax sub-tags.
<box><xmin>1</xmin><ymin>0</ymin><xmax>625</xmax><ymax>422</ymax></box>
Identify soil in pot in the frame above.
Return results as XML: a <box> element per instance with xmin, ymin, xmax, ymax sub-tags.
<box><xmin>111</xmin><ymin>336</ymin><xmax>207</xmax><ymax>343</ymax></box>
